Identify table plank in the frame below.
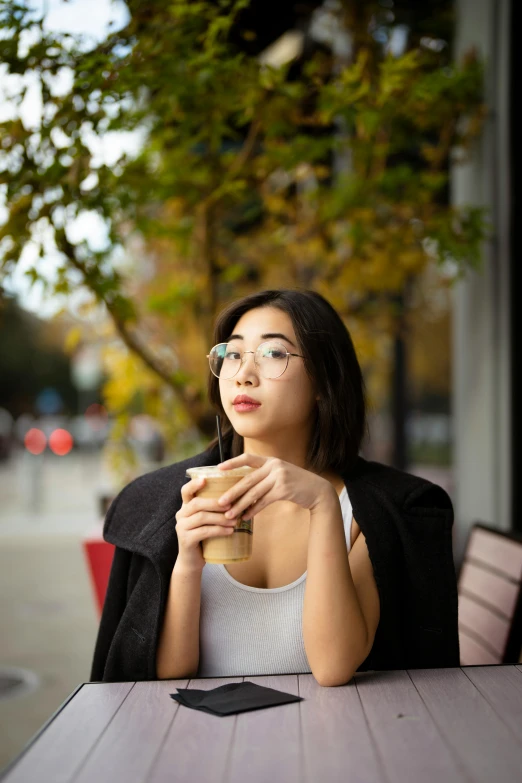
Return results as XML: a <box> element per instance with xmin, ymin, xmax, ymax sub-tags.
<box><xmin>147</xmin><ymin>677</ymin><xmax>244</xmax><ymax>783</ymax></box>
<box><xmin>461</xmin><ymin>666</ymin><xmax>522</xmax><ymax>740</ymax></box>
<box><xmin>1</xmin><ymin>682</ymin><xmax>134</xmax><ymax>783</ymax></box>
<box><xmin>73</xmin><ymin>679</ymin><xmax>189</xmax><ymax>783</ymax></box>
<box><xmin>409</xmin><ymin>667</ymin><xmax>522</xmax><ymax>783</ymax></box>
<box><xmin>226</xmin><ymin>675</ymin><xmax>301</xmax><ymax>783</ymax></box>
<box><xmin>299</xmin><ymin>673</ymin><xmax>385</xmax><ymax>783</ymax></box>
<box><xmin>355</xmin><ymin>669</ymin><xmax>467</xmax><ymax>783</ymax></box>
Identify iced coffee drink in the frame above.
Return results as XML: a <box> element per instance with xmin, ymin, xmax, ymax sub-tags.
<box><xmin>185</xmin><ymin>466</ymin><xmax>254</xmax><ymax>564</ymax></box>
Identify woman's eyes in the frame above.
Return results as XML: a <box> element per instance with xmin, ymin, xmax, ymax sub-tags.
<box><xmin>223</xmin><ymin>349</ymin><xmax>286</xmax><ymax>359</ymax></box>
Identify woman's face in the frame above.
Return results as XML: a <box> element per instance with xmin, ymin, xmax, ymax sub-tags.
<box><xmin>219</xmin><ymin>306</ymin><xmax>318</xmax><ymax>445</ymax></box>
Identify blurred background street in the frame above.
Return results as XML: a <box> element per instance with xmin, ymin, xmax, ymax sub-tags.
<box><xmin>0</xmin><ymin>451</ymin><xmax>104</xmax><ymax>535</ymax></box>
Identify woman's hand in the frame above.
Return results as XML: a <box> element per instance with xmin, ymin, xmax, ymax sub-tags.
<box><xmin>216</xmin><ymin>453</ymin><xmax>334</xmax><ymax>520</ymax></box>
<box><xmin>175</xmin><ymin>476</ymin><xmax>236</xmax><ymax>572</ymax></box>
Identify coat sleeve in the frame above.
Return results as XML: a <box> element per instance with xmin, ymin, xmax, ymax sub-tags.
<box><xmin>400</xmin><ymin>481</ymin><xmax>460</xmax><ymax>668</ymax></box>
<box><xmin>89</xmin><ymin>492</ymin><xmax>133</xmax><ymax>682</ymax></box>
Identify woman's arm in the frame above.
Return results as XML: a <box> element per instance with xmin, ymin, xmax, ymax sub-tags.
<box><xmin>156</xmin><ymin>561</ymin><xmax>203</xmax><ymax>680</ymax></box>
<box><xmin>303</xmin><ymin>488</ymin><xmax>380</xmax><ymax>687</ymax></box>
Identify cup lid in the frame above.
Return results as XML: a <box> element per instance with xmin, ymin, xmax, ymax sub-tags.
<box><xmin>186</xmin><ymin>465</ymin><xmax>254</xmax><ymax>478</ymax></box>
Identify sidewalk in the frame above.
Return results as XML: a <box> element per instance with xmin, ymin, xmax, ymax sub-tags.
<box><xmin>0</xmin><ymin>534</ymin><xmax>100</xmax><ymax>771</ymax></box>
<box><xmin>0</xmin><ymin>450</ymin><xmax>109</xmax><ymax>536</ymax></box>
<box><xmin>0</xmin><ymin>451</ymin><xmax>107</xmax><ymax>772</ymax></box>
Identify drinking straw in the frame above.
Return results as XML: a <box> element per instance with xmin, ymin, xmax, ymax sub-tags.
<box><xmin>216</xmin><ymin>415</ymin><xmax>225</xmax><ymax>462</ymax></box>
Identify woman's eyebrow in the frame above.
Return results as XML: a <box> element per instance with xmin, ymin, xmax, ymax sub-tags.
<box><xmin>227</xmin><ymin>332</ymin><xmax>297</xmax><ymax>348</ymax></box>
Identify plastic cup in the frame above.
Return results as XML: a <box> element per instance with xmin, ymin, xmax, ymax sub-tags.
<box><xmin>185</xmin><ymin>466</ymin><xmax>254</xmax><ymax>564</ymax></box>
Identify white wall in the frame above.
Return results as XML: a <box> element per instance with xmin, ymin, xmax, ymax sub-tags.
<box><xmin>452</xmin><ymin>0</ymin><xmax>511</xmax><ymax>563</ymax></box>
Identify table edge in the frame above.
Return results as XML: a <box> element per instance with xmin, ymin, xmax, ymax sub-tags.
<box><xmin>0</xmin><ymin>683</ymin><xmax>85</xmax><ymax>782</ymax></box>
<box><xmin>86</xmin><ymin>664</ymin><xmax>521</xmax><ymax>686</ymax></box>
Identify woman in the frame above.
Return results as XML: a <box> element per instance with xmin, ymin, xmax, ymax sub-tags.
<box><xmin>90</xmin><ymin>289</ymin><xmax>459</xmax><ymax>685</ymax></box>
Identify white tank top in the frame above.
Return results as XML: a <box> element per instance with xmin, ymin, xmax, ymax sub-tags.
<box><xmin>197</xmin><ymin>486</ymin><xmax>353</xmax><ymax>677</ymax></box>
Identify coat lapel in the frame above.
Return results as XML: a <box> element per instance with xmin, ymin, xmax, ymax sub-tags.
<box><xmin>104</xmin><ymin>446</ymin><xmax>221</xmax><ymax>570</ymax></box>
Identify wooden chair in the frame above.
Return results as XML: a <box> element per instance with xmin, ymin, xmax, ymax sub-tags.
<box><xmin>458</xmin><ymin>523</ymin><xmax>522</xmax><ymax>665</ymax></box>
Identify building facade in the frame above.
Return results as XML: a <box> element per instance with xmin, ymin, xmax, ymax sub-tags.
<box><xmin>452</xmin><ymin>0</ymin><xmax>513</xmax><ymax>562</ymax></box>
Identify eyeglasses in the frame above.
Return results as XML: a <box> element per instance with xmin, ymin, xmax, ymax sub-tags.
<box><xmin>207</xmin><ymin>341</ymin><xmax>305</xmax><ymax>380</ymax></box>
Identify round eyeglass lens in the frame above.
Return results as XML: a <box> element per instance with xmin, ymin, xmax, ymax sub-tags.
<box><xmin>257</xmin><ymin>342</ymin><xmax>289</xmax><ymax>378</ymax></box>
<box><xmin>209</xmin><ymin>341</ymin><xmax>289</xmax><ymax>379</ymax></box>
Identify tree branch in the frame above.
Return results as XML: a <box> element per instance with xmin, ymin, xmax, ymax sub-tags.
<box><xmin>57</xmin><ymin>235</ymin><xmax>207</xmax><ymax>421</ymax></box>
<box><xmin>202</xmin><ymin>116</ymin><xmax>262</xmax><ymax>209</ymax></box>
<box><xmin>196</xmin><ymin>202</ymin><xmax>219</xmax><ymax>343</ymax></box>
<box><xmin>228</xmin><ymin>117</ymin><xmax>261</xmax><ymax>177</ymax></box>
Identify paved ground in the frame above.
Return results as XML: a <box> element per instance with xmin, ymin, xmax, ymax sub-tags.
<box><xmin>0</xmin><ymin>534</ymin><xmax>100</xmax><ymax>772</ymax></box>
<box><xmin>0</xmin><ymin>451</ymin><xmax>108</xmax><ymax>772</ymax></box>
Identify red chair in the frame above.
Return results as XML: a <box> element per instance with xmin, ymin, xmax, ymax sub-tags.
<box><xmin>82</xmin><ymin>525</ymin><xmax>115</xmax><ymax>616</ymax></box>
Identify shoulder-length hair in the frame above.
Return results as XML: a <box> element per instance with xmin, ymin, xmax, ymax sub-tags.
<box><xmin>206</xmin><ymin>288</ymin><xmax>367</xmax><ymax>475</ymax></box>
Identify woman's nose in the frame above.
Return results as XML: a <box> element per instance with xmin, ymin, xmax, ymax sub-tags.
<box><xmin>234</xmin><ymin>351</ymin><xmax>258</xmax><ymax>382</ymax></box>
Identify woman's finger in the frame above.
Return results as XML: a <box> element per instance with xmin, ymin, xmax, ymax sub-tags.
<box><xmin>181</xmin><ymin>476</ymin><xmax>206</xmax><ymax>504</ymax></box>
<box><xmin>225</xmin><ymin>476</ymin><xmax>274</xmax><ymax>519</ymax></box>
<box><xmin>183</xmin><ymin>511</ymin><xmax>234</xmax><ymax>531</ymax></box>
<box><xmin>185</xmin><ymin>496</ymin><xmax>231</xmax><ymax>515</ymax></box>
<box><xmin>218</xmin><ymin>462</ymin><xmax>271</xmax><ymax>507</ymax></box>
<box><xmin>218</xmin><ymin>452</ymin><xmax>267</xmax><ymax>472</ymax></box>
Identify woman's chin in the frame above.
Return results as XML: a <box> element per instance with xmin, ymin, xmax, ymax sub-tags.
<box><xmin>232</xmin><ymin>423</ymin><xmax>263</xmax><ymax>437</ymax></box>
<box><xmin>229</xmin><ymin>417</ymin><xmax>268</xmax><ymax>438</ymax></box>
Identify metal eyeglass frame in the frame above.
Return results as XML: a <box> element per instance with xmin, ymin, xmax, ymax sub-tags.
<box><xmin>207</xmin><ymin>341</ymin><xmax>305</xmax><ymax>379</ymax></box>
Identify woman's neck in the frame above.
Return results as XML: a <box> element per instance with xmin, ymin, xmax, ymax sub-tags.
<box><xmin>242</xmin><ymin>436</ymin><xmax>309</xmax><ymax>470</ymax></box>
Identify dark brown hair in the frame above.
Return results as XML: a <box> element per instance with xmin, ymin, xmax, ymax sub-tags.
<box><xmin>206</xmin><ymin>288</ymin><xmax>367</xmax><ymax>474</ymax></box>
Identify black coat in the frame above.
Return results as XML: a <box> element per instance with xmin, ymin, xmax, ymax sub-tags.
<box><xmin>90</xmin><ymin>444</ymin><xmax>460</xmax><ymax>682</ymax></box>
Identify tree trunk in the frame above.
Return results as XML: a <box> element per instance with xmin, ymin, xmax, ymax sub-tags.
<box><xmin>391</xmin><ymin>292</ymin><xmax>409</xmax><ymax>471</ymax></box>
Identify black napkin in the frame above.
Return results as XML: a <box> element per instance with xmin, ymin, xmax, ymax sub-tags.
<box><xmin>170</xmin><ymin>681</ymin><xmax>303</xmax><ymax>716</ymax></box>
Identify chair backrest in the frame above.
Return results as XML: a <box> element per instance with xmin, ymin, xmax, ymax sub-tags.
<box><xmin>82</xmin><ymin>530</ymin><xmax>116</xmax><ymax>617</ymax></box>
<box><xmin>458</xmin><ymin>523</ymin><xmax>522</xmax><ymax>665</ymax></box>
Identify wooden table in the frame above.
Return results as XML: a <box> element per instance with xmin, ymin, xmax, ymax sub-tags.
<box><xmin>2</xmin><ymin>666</ymin><xmax>522</xmax><ymax>783</ymax></box>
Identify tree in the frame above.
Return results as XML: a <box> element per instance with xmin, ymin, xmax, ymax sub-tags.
<box><xmin>0</xmin><ymin>0</ymin><xmax>486</xmax><ymax>477</ymax></box>
<box><xmin>0</xmin><ymin>291</ymin><xmax>77</xmax><ymax>416</ymax></box>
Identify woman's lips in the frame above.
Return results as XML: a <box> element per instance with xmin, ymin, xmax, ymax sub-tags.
<box><xmin>233</xmin><ymin>402</ymin><xmax>261</xmax><ymax>412</ymax></box>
